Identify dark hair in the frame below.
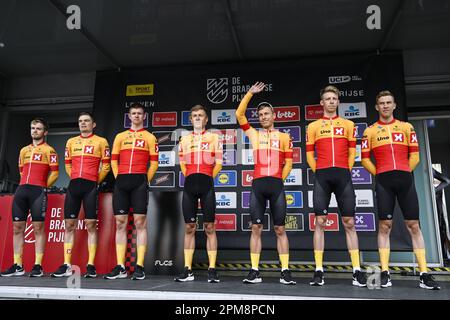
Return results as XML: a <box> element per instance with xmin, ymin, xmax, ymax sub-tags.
<box><xmin>78</xmin><ymin>111</ymin><xmax>95</xmax><ymax>122</ymax></box>
<box><xmin>257</xmin><ymin>101</ymin><xmax>274</xmax><ymax>113</ymax></box>
<box><xmin>129</xmin><ymin>102</ymin><xmax>145</xmax><ymax>112</ymax></box>
<box><xmin>376</xmin><ymin>90</ymin><xmax>395</xmax><ymax>104</ymax></box>
<box><xmin>31</xmin><ymin>118</ymin><xmax>49</xmax><ymax>131</ymax></box>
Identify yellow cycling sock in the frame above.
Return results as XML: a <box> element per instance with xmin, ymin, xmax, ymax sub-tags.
<box><xmin>250</xmin><ymin>253</ymin><xmax>260</xmax><ymax>270</ymax></box>
<box><xmin>137</xmin><ymin>245</ymin><xmax>147</xmax><ymax>267</ymax></box>
<box><xmin>88</xmin><ymin>244</ymin><xmax>97</xmax><ymax>265</ymax></box>
<box><xmin>116</xmin><ymin>244</ymin><xmax>126</xmax><ymax>266</ymax></box>
<box><xmin>349</xmin><ymin>250</ymin><xmax>361</xmax><ymax>271</ymax></box>
<box><xmin>414</xmin><ymin>248</ymin><xmax>427</xmax><ymax>273</ymax></box>
<box><xmin>279</xmin><ymin>254</ymin><xmax>289</xmax><ymax>270</ymax></box>
<box><xmin>184</xmin><ymin>249</ymin><xmax>195</xmax><ymax>269</ymax></box>
<box><xmin>314</xmin><ymin>250</ymin><xmax>324</xmax><ymax>271</ymax></box>
<box><xmin>64</xmin><ymin>242</ymin><xmax>73</xmax><ymax>265</ymax></box>
<box><xmin>379</xmin><ymin>248</ymin><xmax>390</xmax><ymax>272</ymax></box>
<box><xmin>207</xmin><ymin>250</ymin><xmax>217</xmax><ymax>269</ymax></box>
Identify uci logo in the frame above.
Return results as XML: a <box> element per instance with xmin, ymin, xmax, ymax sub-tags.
<box><xmin>154</xmin><ymin>260</ymin><xmax>173</xmax><ymax>267</ymax></box>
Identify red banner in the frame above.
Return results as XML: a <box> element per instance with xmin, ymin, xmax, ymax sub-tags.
<box><xmin>0</xmin><ymin>193</ymin><xmax>118</xmax><ymax>274</ymax></box>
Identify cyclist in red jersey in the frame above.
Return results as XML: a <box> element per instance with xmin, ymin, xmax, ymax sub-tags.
<box><xmin>306</xmin><ymin>85</ymin><xmax>366</xmax><ymax>287</ymax></box>
<box><xmin>362</xmin><ymin>91</ymin><xmax>440</xmax><ymax>290</ymax></box>
<box><xmin>236</xmin><ymin>82</ymin><xmax>296</xmax><ymax>285</ymax></box>
<box><xmin>174</xmin><ymin>105</ymin><xmax>223</xmax><ymax>283</ymax></box>
<box><xmin>1</xmin><ymin>118</ymin><xmax>58</xmax><ymax>277</ymax></box>
<box><xmin>51</xmin><ymin>112</ymin><xmax>110</xmax><ymax>278</ymax></box>
<box><xmin>105</xmin><ymin>103</ymin><xmax>158</xmax><ymax>280</ymax></box>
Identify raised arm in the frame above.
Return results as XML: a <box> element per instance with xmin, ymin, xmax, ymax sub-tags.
<box><xmin>235</xmin><ymin>82</ymin><xmax>266</xmax><ymax>126</ymax></box>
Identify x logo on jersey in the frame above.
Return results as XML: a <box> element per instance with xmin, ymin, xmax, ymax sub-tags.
<box><xmin>411</xmin><ymin>133</ymin><xmax>418</xmax><ymax>143</ymax></box>
<box><xmin>361</xmin><ymin>139</ymin><xmax>368</xmax><ymax>149</ymax></box>
<box><xmin>50</xmin><ymin>155</ymin><xmax>58</xmax><ymax>163</ymax></box>
<box><xmin>271</xmin><ymin>140</ymin><xmax>280</xmax><ymax>148</ymax></box>
<box><xmin>334</xmin><ymin>127</ymin><xmax>344</xmax><ymax>136</ymax></box>
<box><xmin>135</xmin><ymin>139</ymin><xmax>145</xmax><ymax>147</ymax></box>
<box><xmin>201</xmin><ymin>143</ymin><xmax>209</xmax><ymax>150</ymax></box>
<box><xmin>84</xmin><ymin>146</ymin><xmax>94</xmax><ymax>154</ymax></box>
<box><xmin>105</xmin><ymin>148</ymin><xmax>110</xmax><ymax>157</ymax></box>
<box><xmin>393</xmin><ymin>133</ymin><xmax>404</xmax><ymax>142</ymax></box>
<box><xmin>65</xmin><ymin>149</ymin><xmax>69</xmax><ymax>158</ymax></box>
<box><xmin>33</xmin><ymin>154</ymin><xmax>42</xmax><ymax>161</ymax></box>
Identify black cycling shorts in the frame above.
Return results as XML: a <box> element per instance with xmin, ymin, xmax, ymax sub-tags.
<box><xmin>375</xmin><ymin>170</ymin><xmax>420</xmax><ymax>220</ymax></box>
<box><xmin>64</xmin><ymin>178</ymin><xmax>98</xmax><ymax>220</ymax></box>
<box><xmin>251</xmin><ymin>176</ymin><xmax>286</xmax><ymax>226</ymax></box>
<box><xmin>113</xmin><ymin>174</ymin><xmax>148</xmax><ymax>215</ymax></box>
<box><xmin>182</xmin><ymin>173</ymin><xmax>216</xmax><ymax>224</ymax></box>
<box><xmin>313</xmin><ymin>167</ymin><xmax>356</xmax><ymax>217</ymax></box>
<box><xmin>12</xmin><ymin>184</ymin><xmax>47</xmax><ymax>222</ymax></box>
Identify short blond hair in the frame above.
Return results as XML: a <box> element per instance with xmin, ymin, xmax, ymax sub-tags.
<box><xmin>320</xmin><ymin>85</ymin><xmax>340</xmax><ymax>99</ymax></box>
<box><xmin>376</xmin><ymin>90</ymin><xmax>395</xmax><ymax>104</ymax></box>
<box><xmin>190</xmin><ymin>105</ymin><xmax>208</xmax><ymax>116</ymax></box>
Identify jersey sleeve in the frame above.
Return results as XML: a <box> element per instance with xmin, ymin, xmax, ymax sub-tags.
<box><xmin>48</xmin><ymin>146</ymin><xmax>59</xmax><ymax>171</ymax></box>
<box><xmin>305</xmin><ymin>123</ymin><xmax>316</xmax><ymax>153</ymax></box>
<box><xmin>18</xmin><ymin>148</ymin><xmax>25</xmax><ymax>175</ymax></box>
<box><xmin>347</xmin><ymin>120</ymin><xmax>356</xmax><ymax>149</ymax></box>
<box><xmin>178</xmin><ymin>136</ymin><xmax>185</xmax><ymax>163</ymax></box>
<box><xmin>407</xmin><ymin>122</ymin><xmax>419</xmax><ymax>154</ymax></box>
<box><xmin>284</xmin><ymin>134</ymin><xmax>293</xmax><ymax>159</ymax></box>
<box><xmin>214</xmin><ymin>134</ymin><xmax>223</xmax><ymax>164</ymax></box>
<box><xmin>361</xmin><ymin>127</ymin><xmax>371</xmax><ymax>160</ymax></box>
<box><xmin>149</xmin><ymin>134</ymin><xmax>159</xmax><ymax>162</ymax></box>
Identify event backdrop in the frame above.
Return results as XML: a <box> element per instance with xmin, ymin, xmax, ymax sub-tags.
<box><xmin>93</xmin><ymin>53</ymin><xmax>412</xmax><ymax>251</ymax></box>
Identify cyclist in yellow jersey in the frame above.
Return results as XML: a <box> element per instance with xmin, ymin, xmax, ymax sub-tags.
<box><xmin>236</xmin><ymin>82</ymin><xmax>296</xmax><ymax>285</ymax></box>
<box><xmin>362</xmin><ymin>91</ymin><xmax>440</xmax><ymax>290</ymax></box>
<box><xmin>1</xmin><ymin>118</ymin><xmax>58</xmax><ymax>277</ymax></box>
<box><xmin>105</xmin><ymin>103</ymin><xmax>158</xmax><ymax>280</ymax></box>
<box><xmin>51</xmin><ymin>112</ymin><xmax>110</xmax><ymax>279</ymax></box>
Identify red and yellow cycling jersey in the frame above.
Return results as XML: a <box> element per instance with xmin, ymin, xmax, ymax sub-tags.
<box><xmin>178</xmin><ymin>131</ymin><xmax>223</xmax><ymax>177</ymax></box>
<box><xmin>236</xmin><ymin>92</ymin><xmax>293</xmax><ymax>180</ymax></box>
<box><xmin>306</xmin><ymin>116</ymin><xmax>356</xmax><ymax>170</ymax></box>
<box><xmin>240</xmin><ymin>124</ymin><xmax>293</xmax><ymax>180</ymax></box>
<box><xmin>111</xmin><ymin>129</ymin><xmax>159</xmax><ymax>175</ymax></box>
<box><xmin>361</xmin><ymin>119</ymin><xmax>419</xmax><ymax>175</ymax></box>
<box><xmin>18</xmin><ymin>142</ymin><xmax>59</xmax><ymax>187</ymax></box>
<box><xmin>65</xmin><ymin>134</ymin><xmax>111</xmax><ymax>182</ymax></box>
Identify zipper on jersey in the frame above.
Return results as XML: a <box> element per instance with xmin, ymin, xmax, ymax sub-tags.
<box><xmin>386</xmin><ymin>124</ymin><xmax>397</xmax><ymax>170</ymax></box>
<box><xmin>26</xmin><ymin>147</ymin><xmax>34</xmax><ymax>184</ymax></box>
<box><xmin>79</xmin><ymin>140</ymin><xmax>85</xmax><ymax>178</ymax></box>
<box><xmin>197</xmin><ymin>134</ymin><xmax>201</xmax><ymax>173</ymax></box>
<box><xmin>267</xmin><ymin>130</ymin><xmax>271</xmax><ymax>177</ymax></box>
<box><xmin>129</xmin><ymin>135</ymin><xmax>135</xmax><ymax>174</ymax></box>
<box><xmin>330</xmin><ymin>119</ymin><xmax>335</xmax><ymax>167</ymax></box>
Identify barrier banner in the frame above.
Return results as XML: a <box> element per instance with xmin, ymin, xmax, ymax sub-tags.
<box><xmin>0</xmin><ymin>193</ymin><xmax>118</xmax><ymax>274</ymax></box>
<box><xmin>93</xmin><ymin>53</ymin><xmax>412</xmax><ymax>250</ymax></box>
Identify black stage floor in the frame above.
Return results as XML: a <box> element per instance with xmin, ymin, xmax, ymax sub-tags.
<box><xmin>1</xmin><ymin>271</ymin><xmax>449</xmax><ymax>300</ymax></box>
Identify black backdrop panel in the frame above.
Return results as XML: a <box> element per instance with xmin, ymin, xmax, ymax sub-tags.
<box><xmin>93</xmin><ymin>53</ymin><xmax>412</xmax><ymax>250</ymax></box>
